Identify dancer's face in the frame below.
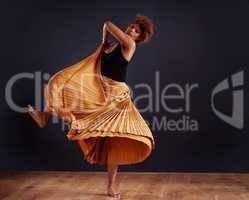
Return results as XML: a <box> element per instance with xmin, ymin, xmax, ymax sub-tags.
<box><xmin>125</xmin><ymin>23</ymin><xmax>141</xmax><ymax>41</ymax></box>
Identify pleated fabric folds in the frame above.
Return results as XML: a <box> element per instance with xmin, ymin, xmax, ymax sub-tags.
<box><xmin>44</xmin><ymin>42</ymin><xmax>155</xmax><ymax>165</ymax></box>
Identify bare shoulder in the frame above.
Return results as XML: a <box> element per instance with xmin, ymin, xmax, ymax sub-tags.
<box><xmin>120</xmin><ymin>40</ymin><xmax>136</xmax><ymax>62</ymax></box>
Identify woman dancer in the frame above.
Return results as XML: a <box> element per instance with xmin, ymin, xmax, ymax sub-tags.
<box><xmin>28</xmin><ymin>14</ymin><xmax>155</xmax><ymax>198</ymax></box>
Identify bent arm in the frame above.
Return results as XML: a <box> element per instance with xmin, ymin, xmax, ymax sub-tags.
<box><xmin>103</xmin><ymin>20</ymin><xmax>135</xmax><ymax>49</ymax></box>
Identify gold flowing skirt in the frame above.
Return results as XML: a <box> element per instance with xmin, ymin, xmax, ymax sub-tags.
<box><xmin>44</xmin><ymin>42</ymin><xmax>155</xmax><ymax>165</ymax></box>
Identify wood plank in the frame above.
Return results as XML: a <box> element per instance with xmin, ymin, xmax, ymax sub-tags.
<box><xmin>0</xmin><ymin>171</ymin><xmax>248</xmax><ymax>199</ymax></box>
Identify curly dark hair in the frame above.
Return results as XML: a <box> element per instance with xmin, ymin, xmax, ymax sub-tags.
<box><xmin>131</xmin><ymin>14</ymin><xmax>155</xmax><ymax>44</ymax></box>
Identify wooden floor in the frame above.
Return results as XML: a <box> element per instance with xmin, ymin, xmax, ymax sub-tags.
<box><xmin>0</xmin><ymin>171</ymin><xmax>249</xmax><ymax>200</ymax></box>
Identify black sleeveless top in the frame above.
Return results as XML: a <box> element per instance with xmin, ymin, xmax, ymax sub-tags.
<box><xmin>101</xmin><ymin>43</ymin><xmax>128</xmax><ymax>82</ymax></box>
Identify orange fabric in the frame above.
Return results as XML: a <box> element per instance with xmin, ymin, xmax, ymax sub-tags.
<box><xmin>44</xmin><ymin>42</ymin><xmax>155</xmax><ymax>165</ymax></box>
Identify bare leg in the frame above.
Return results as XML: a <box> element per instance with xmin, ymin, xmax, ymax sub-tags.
<box><xmin>27</xmin><ymin>104</ymin><xmax>75</xmax><ymax>128</ymax></box>
<box><xmin>107</xmin><ymin>164</ymin><xmax>120</xmax><ymax>198</ymax></box>
<box><xmin>27</xmin><ymin>104</ymin><xmax>51</xmax><ymax>128</ymax></box>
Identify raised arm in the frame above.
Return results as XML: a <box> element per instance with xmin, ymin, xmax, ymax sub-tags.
<box><xmin>103</xmin><ymin>20</ymin><xmax>135</xmax><ymax>49</ymax></box>
<box><xmin>102</xmin><ymin>22</ymin><xmax>109</xmax><ymax>44</ymax></box>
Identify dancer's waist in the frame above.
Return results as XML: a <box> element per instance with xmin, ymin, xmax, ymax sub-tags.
<box><xmin>101</xmin><ymin>75</ymin><xmax>130</xmax><ymax>100</ymax></box>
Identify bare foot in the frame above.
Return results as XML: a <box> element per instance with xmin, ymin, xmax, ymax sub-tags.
<box><xmin>107</xmin><ymin>186</ymin><xmax>121</xmax><ymax>199</ymax></box>
<box><xmin>27</xmin><ymin>104</ymin><xmax>48</xmax><ymax>128</ymax></box>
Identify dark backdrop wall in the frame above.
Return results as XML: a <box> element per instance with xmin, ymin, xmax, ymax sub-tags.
<box><xmin>1</xmin><ymin>0</ymin><xmax>248</xmax><ymax>172</ymax></box>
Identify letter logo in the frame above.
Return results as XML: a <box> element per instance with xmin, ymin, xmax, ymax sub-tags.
<box><xmin>211</xmin><ymin>71</ymin><xmax>244</xmax><ymax>129</ymax></box>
